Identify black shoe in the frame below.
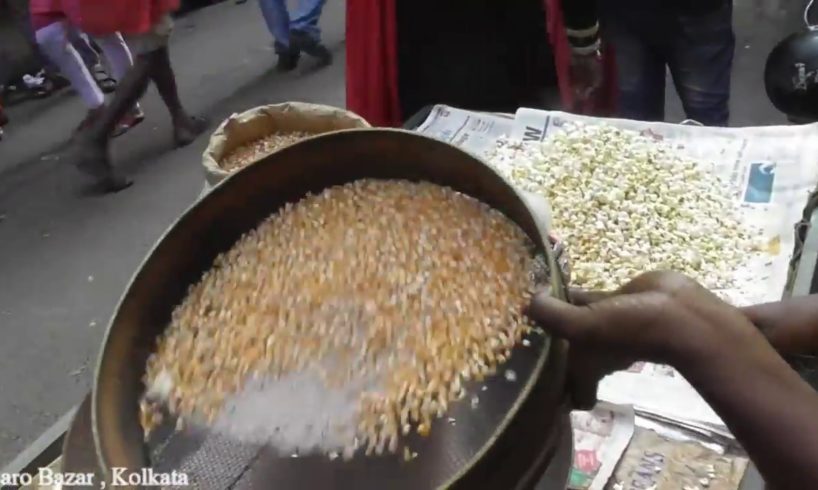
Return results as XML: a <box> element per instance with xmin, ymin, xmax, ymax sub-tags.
<box><xmin>275</xmin><ymin>48</ymin><xmax>300</xmax><ymax>72</ymax></box>
<box><xmin>291</xmin><ymin>30</ymin><xmax>332</xmax><ymax>67</ymax></box>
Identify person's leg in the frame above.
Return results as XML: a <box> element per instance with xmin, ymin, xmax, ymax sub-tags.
<box><xmin>95</xmin><ymin>32</ymin><xmax>144</xmax><ymax>136</ymax></box>
<box><xmin>668</xmin><ymin>2</ymin><xmax>735</xmax><ymax>126</ymax></box>
<box><xmin>290</xmin><ymin>0</ymin><xmax>331</xmax><ymax>64</ymax></box>
<box><xmin>71</xmin><ymin>16</ymin><xmax>206</xmax><ymax>191</ymax></box>
<box><xmin>93</xmin><ymin>33</ymin><xmax>133</xmax><ymax>82</ymax></box>
<box><xmin>85</xmin><ymin>15</ymin><xmax>203</xmax><ymax>143</ymax></box>
<box><xmin>144</xmin><ymin>46</ymin><xmax>207</xmax><ymax>145</ymax></box>
<box><xmin>601</xmin><ymin>6</ymin><xmax>667</xmax><ymax>121</ymax></box>
<box><xmin>35</xmin><ymin>21</ymin><xmax>105</xmax><ymax>110</ymax></box>
<box><xmin>67</xmin><ymin>29</ymin><xmax>101</xmax><ymax>69</ymax></box>
<box><xmin>17</xmin><ymin>6</ymin><xmax>58</xmax><ymax>79</ymax></box>
<box><xmin>68</xmin><ymin>53</ymin><xmax>150</xmax><ymax>191</ymax></box>
<box><xmin>258</xmin><ymin>0</ymin><xmax>293</xmax><ymax>49</ymax></box>
<box><xmin>258</xmin><ymin>0</ymin><xmax>300</xmax><ymax>70</ymax></box>
<box><xmin>69</xmin><ymin>28</ymin><xmax>118</xmax><ymax>93</ymax></box>
<box><xmin>290</xmin><ymin>0</ymin><xmax>326</xmax><ymax>39</ymax></box>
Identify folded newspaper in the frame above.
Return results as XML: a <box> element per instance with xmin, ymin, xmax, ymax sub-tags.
<box><xmin>415</xmin><ymin>104</ymin><xmax>818</xmax><ymax>441</ymax></box>
<box><xmin>609</xmin><ymin>429</ymin><xmax>748</xmax><ymax>490</ymax></box>
<box><xmin>570</xmin><ymin>404</ymin><xmax>635</xmax><ymax>490</ymax></box>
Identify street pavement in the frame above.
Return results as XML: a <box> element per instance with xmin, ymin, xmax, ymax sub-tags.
<box><xmin>0</xmin><ymin>0</ymin><xmax>805</xmax><ymax>468</ymax></box>
<box><xmin>0</xmin><ymin>0</ymin><xmax>346</xmax><ymax>465</ymax></box>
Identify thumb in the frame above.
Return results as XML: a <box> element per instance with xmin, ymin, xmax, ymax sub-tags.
<box><xmin>527</xmin><ymin>289</ymin><xmax>602</xmax><ymax>341</ymax></box>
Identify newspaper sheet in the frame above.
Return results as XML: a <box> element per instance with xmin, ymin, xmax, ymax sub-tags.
<box><xmin>415</xmin><ymin>105</ymin><xmax>513</xmax><ymax>157</ymax></box>
<box><xmin>570</xmin><ymin>404</ymin><xmax>635</xmax><ymax>490</ymax></box>
<box><xmin>415</xmin><ymin>105</ymin><xmax>818</xmax><ymax>438</ymax></box>
<box><xmin>512</xmin><ymin>107</ymin><xmax>818</xmax><ymax>307</ymax></box>
<box><xmin>596</xmin><ymin>366</ymin><xmax>730</xmax><ymax>439</ymax></box>
<box><xmin>509</xmin><ymin>107</ymin><xmax>818</xmax><ymax>436</ymax></box>
<box><xmin>609</xmin><ymin>429</ymin><xmax>748</xmax><ymax>490</ymax></box>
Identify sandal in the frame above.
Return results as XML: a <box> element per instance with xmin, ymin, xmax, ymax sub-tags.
<box><xmin>23</xmin><ymin>74</ymin><xmax>55</xmax><ymax>99</ymax></box>
<box><xmin>112</xmin><ymin>107</ymin><xmax>146</xmax><ymax>138</ymax></box>
<box><xmin>91</xmin><ymin>65</ymin><xmax>118</xmax><ymax>94</ymax></box>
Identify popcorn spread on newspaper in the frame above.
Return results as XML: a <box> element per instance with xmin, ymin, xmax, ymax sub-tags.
<box><xmin>415</xmin><ymin>104</ymin><xmax>818</xmax><ymax>444</ymax></box>
<box><xmin>417</xmin><ymin>104</ymin><xmax>818</xmax><ymax>307</ymax></box>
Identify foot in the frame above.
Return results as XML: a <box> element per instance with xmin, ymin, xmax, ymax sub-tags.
<box><xmin>67</xmin><ymin>137</ymin><xmax>133</xmax><ymax>192</ymax></box>
<box><xmin>98</xmin><ymin>172</ymin><xmax>134</xmax><ymax>193</ymax></box>
<box><xmin>173</xmin><ymin>114</ymin><xmax>209</xmax><ymax>147</ymax></box>
<box><xmin>291</xmin><ymin>30</ymin><xmax>332</xmax><ymax>67</ymax></box>
<box><xmin>275</xmin><ymin>48</ymin><xmax>300</xmax><ymax>72</ymax></box>
<box><xmin>92</xmin><ymin>65</ymin><xmax>118</xmax><ymax>94</ymax></box>
<box><xmin>74</xmin><ymin>106</ymin><xmax>106</xmax><ymax>135</ymax></box>
<box><xmin>112</xmin><ymin>107</ymin><xmax>146</xmax><ymax>138</ymax></box>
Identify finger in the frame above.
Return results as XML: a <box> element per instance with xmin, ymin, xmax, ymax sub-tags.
<box><xmin>531</xmin><ymin>289</ymin><xmax>677</xmax><ymax>350</ymax></box>
<box><xmin>568</xmin><ymin>362</ymin><xmax>602</xmax><ymax>410</ymax></box>
<box><xmin>565</xmin><ymin>347</ymin><xmax>619</xmax><ymax>410</ymax></box>
<box><xmin>527</xmin><ymin>290</ymin><xmax>602</xmax><ymax>340</ymax></box>
<box><xmin>568</xmin><ymin>288</ymin><xmax>613</xmax><ymax>306</ymax></box>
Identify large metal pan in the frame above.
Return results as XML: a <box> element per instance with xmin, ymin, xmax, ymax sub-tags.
<box><xmin>93</xmin><ymin>129</ymin><xmax>569</xmax><ymax>489</ymax></box>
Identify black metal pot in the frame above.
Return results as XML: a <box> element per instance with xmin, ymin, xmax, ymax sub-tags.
<box><xmin>92</xmin><ymin>129</ymin><xmax>569</xmax><ymax>489</ymax></box>
<box><xmin>765</xmin><ymin>29</ymin><xmax>818</xmax><ymax>121</ymax></box>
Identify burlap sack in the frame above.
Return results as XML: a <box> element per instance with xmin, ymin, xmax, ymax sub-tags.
<box><xmin>201</xmin><ymin>102</ymin><xmax>370</xmax><ymax>189</ymax></box>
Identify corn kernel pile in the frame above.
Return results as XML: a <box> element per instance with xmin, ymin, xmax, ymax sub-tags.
<box><xmin>487</xmin><ymin>123</ymin><xmax>757</xmax><ymax>291</ymax></box>
<box><xmin>220</xmin><ymin>131</ymin><xmax>311</xmax><ymax>172</ymax></box>
<box><xmin>141</xmin><ymin>180</ymin><xmax>542</xmax><ymax>457</ymax></box>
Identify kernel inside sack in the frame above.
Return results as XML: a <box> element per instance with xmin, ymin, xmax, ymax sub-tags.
<box><xmin>220</xmin><ymin>131</ymin><xmax>312</xmax><ymax>172</ymax></box>
<box><xmin>487</xmin><ymin>123</ymin><xmax>760</xmax><ymax>292</ymax></box>
<box><xmin>141</xmin><ymin>179</ymin><xmax>544</xmax><ymax>459</ymax></box>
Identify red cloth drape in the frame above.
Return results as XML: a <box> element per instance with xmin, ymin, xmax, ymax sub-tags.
<box><xmin>29</xmin><ymin>0</ymin><xmax>62</xmax><ymax>15</ymax></box>
<box><xmin>345</xmin><ymin>0</ymin><xmax>401</xmax><ymax>127</ymax></box>
<box><xmin>345</xmin><ymin>0</ymin><xmax>617</xmax><ymax>126</ymax></box>
<box><xmin>49</xmin><ymin>0</ymin><xmax>180</xmax><ymax>36</ymax></box>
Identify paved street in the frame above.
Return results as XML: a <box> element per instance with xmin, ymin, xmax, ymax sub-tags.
<box><xmin>0</xmin><ymin>0</ymin><xmax>806</xmax><ymax>468</ymax></box>
<box><xmin>0</xmin><ymin>0</ymin><xmax>346</xmax><ymax>465</ymax></box>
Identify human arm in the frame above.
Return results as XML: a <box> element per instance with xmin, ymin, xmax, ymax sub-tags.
<box><xmin>560</xmin><ymin>0</ymin><xmax>602</xmax><ymax>102</ymax></box>
<box><xmin>572</xmin><ymin>290</ymin><xmax>818</xmax><ymax>356</ymax></box>
<box><xmin>528</xmin><ymin>272</ymin><xmax>818</xmax><ymax>490</ymax></box>
<box><xmin>740</xmin><ymin>295</ymin><xmax>818</xmax><ymax>356</ymax></box>
<box><xmin>562</xmin><ymin>0</ymin><xmax>599</xmax><ymax>49</ymax></box>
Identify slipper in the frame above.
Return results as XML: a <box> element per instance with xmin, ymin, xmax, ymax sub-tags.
<box><xmin>112</xmin><ymin>108</ymin><xmax>146</xmax><ymax>138</ymax></box>
<box><xmin>25</xmin><ymin>79</ymin><xmax>55</xmax><ymax>99</ymax></box>
<box><xmin>91</xmin><ymin>66</ymin><xmax>118</xmax><ymax>94</ymax></box>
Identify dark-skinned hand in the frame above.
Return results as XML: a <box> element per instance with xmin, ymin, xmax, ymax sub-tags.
<box><xmin>528</xmin><ymin>271</ymin><xmax>771</xmax><ymax>409</ymax></box>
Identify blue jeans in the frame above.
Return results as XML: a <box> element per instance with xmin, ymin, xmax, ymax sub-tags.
<box><xmin>602</xmin><ymin>2</ymin><xmax>735</xmax><ymax>125</ymax></box>
<box><xmin>258</xmin><ymin>0</ymin><xmax>327</xmax><ymax>52</ymax></box>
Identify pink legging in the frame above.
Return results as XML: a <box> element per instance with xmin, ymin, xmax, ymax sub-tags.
<box><xmin>34</xmin><ymin>20</ymin><xmax>137</xmax><ymax>110</ymax></box>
